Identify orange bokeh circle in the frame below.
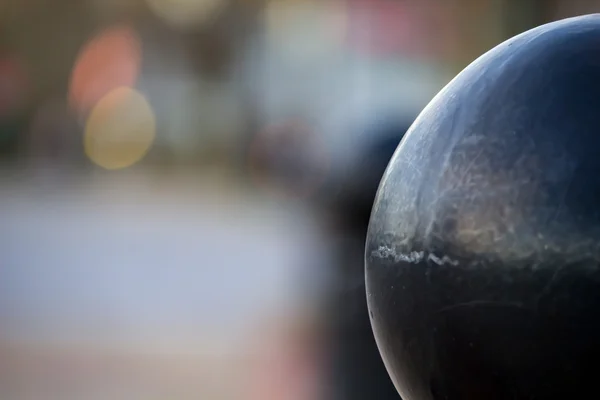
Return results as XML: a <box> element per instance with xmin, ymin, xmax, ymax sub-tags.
<box><xmin>69</xmin><ymin>25</ymin><xmax>142</xmax><ymax>116</ymax></box>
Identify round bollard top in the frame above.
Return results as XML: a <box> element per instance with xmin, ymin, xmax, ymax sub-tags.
<box><xmin>366</xmin><ymin>15</ymin><xmax>600</xmax><ymax>400</ymax></box>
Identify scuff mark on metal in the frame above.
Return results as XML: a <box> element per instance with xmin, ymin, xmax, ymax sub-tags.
<box><xmin>428</xmin><ymin>253</ymin><xmax>459</xmax><ymax>266</ymax></box>
<box><xmin>371</xmin><ymin>246</ymin><xmax>459</xmax><ymax>266</ymax></box>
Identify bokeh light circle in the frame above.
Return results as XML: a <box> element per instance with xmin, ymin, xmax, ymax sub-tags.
<box><xmin>84</xmin><ymin>87</ymin><xmax>156</xmax><ymax>170</ymax></box>
<box><xmin>263</xmin><ymin>0</ymin><xmax>348</xmax><ymax>58</ymax></box>
<box><xmin>69</xmin><ymin>25</ymin><xmax>142</xmax><ymax>116</ymax></box>
<box><xmin>146</xmin><ymin>0</ymin><xmax>225</xmax><ymax>30</ymax></box>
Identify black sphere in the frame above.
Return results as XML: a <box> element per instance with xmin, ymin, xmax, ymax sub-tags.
<box><xmin>366</xmin><ymin>15</ymin><xmax>600</xmax><ymax>400</ymax></box>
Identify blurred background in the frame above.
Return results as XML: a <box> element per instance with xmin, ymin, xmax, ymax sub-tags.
<box><xmin>0</xmin><ymin>0</ymin><xmax>597</xmax><ymax>399</ymax></box>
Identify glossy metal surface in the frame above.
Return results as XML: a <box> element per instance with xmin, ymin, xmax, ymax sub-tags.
<box><xmin>366</xmin><ymin>15</ymin><xmax>600</xmax><ymax>400</ymax></box>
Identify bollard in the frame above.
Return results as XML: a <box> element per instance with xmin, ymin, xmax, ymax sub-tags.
<box><xmin>366</xmin><ymin>14</ymin><xmax>600</xmax><ymax>400</ymax></box>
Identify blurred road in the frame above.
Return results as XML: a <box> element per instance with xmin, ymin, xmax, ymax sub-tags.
<box><xmin>0</xmin><ymin>170</ymin><xmax>331</xmax><ymax>399</ymax></box>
